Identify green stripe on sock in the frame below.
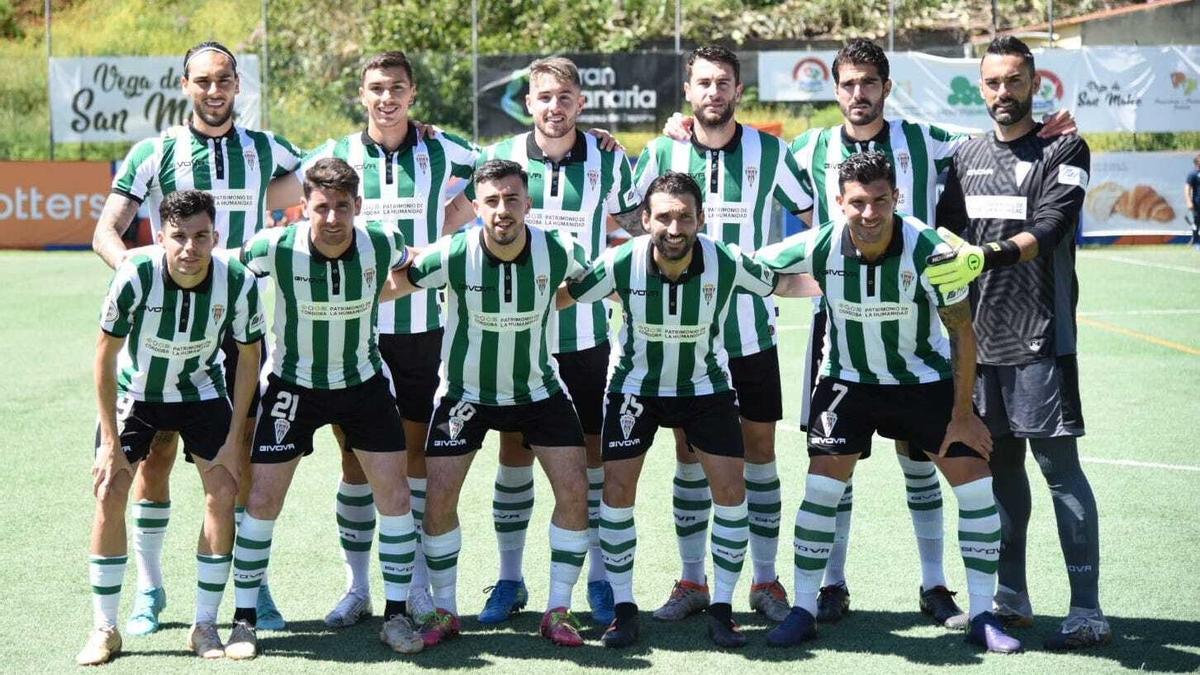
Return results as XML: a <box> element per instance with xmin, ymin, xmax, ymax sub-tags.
<box><xmin>380</xmin><ymin>552</ymin><xmax>416</xmax><ymax>564</ymax></box>
<box><xmin>234</xmin><ymin>558</ymin><xmax>268</xmax><ymax>571</ymax></box>
<box><xmin>379</xmin><ymin>531</ymin><xmax>418</xmax><ymax>544</ymax></box>
<box><xmin>903</xmin><ymin>471</ymin><xmax>936</xmax><ymax>480</ymax></box>
<box><xmin>551</xmin><ymin>550</ymin><xmax>587</xmax><ymax>566</ymax></box>
<box><xmin>426</xmin><ymin>556</ymin><xmax>458</xmax><ymax>571</ymax></box>
<box><xmin>383</xmin><ymin>572</ymin><xmax>413</xmax><ymax>583</ymax></box>
<box><xmin>748</xmin><ymin>501</ymin><xmax>781</xmax><ymax>514</ymax></box>
<box><xmin>197</xmin><ymin>581</ymin><xmax>226</xmax><ymax>592</ymax></box>
<box><xmin>794</xmin><ymin>554</ymin><xmax>826</xmax><ymax>571</ymax></box>
<box><xmin>673</xmin><ymin>477</ymin><xmax>708</xmax><ymax>490</ymax></box>
<box><xmin>713</xmin><ymin>514</ymin><xmax>749</xmax><ymax>529</ymax></box>
<box><xmin>235</xmin><ymin>536</ymin><xmax>271</xmax><ymax>550</ymax></box>
<box><xmin>135</xmin><ymin>518</ymin><xmax>169</xmax><ymax>528</ymax></box>
<box><xmin>673</xmin><ymin>497</ymin><xmax>712</xmax><ymax>511</ymax></box>
<box><xmin>89</xmin><ymin>556</ymin><xmax>128</xmax><ymax>565</ymax></box>
<box><xmin>494</xmin><ymin>481</ymin><xmax>534</xmax><ymax>494</ymax></box>
<box><xmin>493</xmin><ymin>499</ymin><xmax>535</xmax><ymax>511</ymax></box>
<box><xmin>604</xmin><ymin>561</ymin><xmax>634</xmax><ymax>574</ymax></box>
<box><xmin>136</xmin><ymin>501</ymin><xmax>171</xmax><ymax>508</ymax></box>
<box><xmin>341</xmin><ymin>539</ymin><xmax>372</xmax><ymax>552</ymax></box>
<box><xmin>905</xmin><ymin>483</ymin><xmax>939</xmax><ymax>493</ymax></box>
<box><xmin>675</xmin><ymin>522</ymin><xmax>706</xmax><ymax>537</ymax></box>
<box><xmin>909</xmin><ymin>500</ymin><xmax>943</xmax><ymax>511</ymax></box>
<box><xmin>795</xmin><ymin>525</ymin><xmax>835</xmax><ymax>543</ymax></box>
<box><xmin>800</xmin><ymin>501</ymin><xmax>837</xmax><ymax>518</ymax></box>
<box><xmin>600</xmin><ymin>538</ymin><xmax>636</xmax><ymax>554</ymax></box>
<box><xmin>599</xmin><ymin>518</ymin><xmax>634</xmax><ymax>531</ymax></box>
<box><xmin>713</xmin><ymin>555</ymin><xmax>743</xmax><ymax>573</ymax></box>
<box><xmin>963</xmin><ymin>557</ymin><xmax>999</xmax><ymax>574</ymax></box>
<box><xmin>234</xmin><ymin>579</ymin><xmax>262</xmax><ymax>588</ymax></box>
<box><xmin>711</xmin><ymin>535</ymin><xmax>747</xmax><ymax>550</ymax></box>
<box><xmin>196</xmin><ymin>554</ymin><xmax>232</xmax><ymax>563</ymax></box>
<box><xmin>959</xmin><ymin>506</ymin><xmax>998</xmax><ymax>519</ymax></box>
<box><xmin>958</xmin><ymin>530</ymin><xmax>1002</xmax><ymax>543</ymax></box>
<box><xmin>745</xmin><ymin>479</ymin><xmax>781</xmax><ymax>491</ymax></box>
<box><xmin>91</xmin><ymin>585</ymin><xmax>121</xmax><ymax>595</ymax></box>
<box><xmin>336</xmin><ymin>514</ymin><xmax>376</xmax><ymax>531</ymax></box>
<box><xmin>749</xmin><ymin>524</ymin><xmax>780</xmax><ymax>537</ymax></box>
<box><xmin>494</xmin><ymin>521</ymin><xmax>529</xmax><ymax>533</ymax></box>
<box><xmin>337</xmin><ymin>492</ymin><xmax>374</xmax><ymax>506</ymax></box>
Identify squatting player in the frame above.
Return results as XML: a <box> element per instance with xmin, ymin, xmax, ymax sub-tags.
<box><xmin>227</xmin><ymin>158</ymin><xmax>423</xmax><ymax>659</ymax></box>
<box><xmin>755</xmin><ymin>152</ymin><xmax>1021</xmax><ymax>654</ymax></box>
<box><xmin>78</xmin><ymin>191</ymin><xmax>264</xmax><ymax>665</ymax></box>
<box><xmin>929</xmin><ymin>36</ymin><xmax>1110</xmax><ymax>650</ymax></box>
<box><xmin>91</xmin><ymin>40</ymin><xmax>303</xmax><ymax>633</ymax></box>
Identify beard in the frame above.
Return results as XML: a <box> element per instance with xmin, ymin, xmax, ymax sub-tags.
<box><xmin>534</xmin><ymin>115</ymin><xmax>575</xmax><ymax>139</ymax></box>
<box><xmin>652</xmin><ymin>231</ymin><xmax>693</xmax><ymax>261</ymax></box>
<box><xmin>488</xmin><ymin>218</ymin><xmax>521</xmax><ymax>246</ymax></box>
<box><xmin>987</xmin><ymin>93</ymin><xmax>1032</xmax><ymax>126</ymax></box>
<box><xmin>695</xmin><ymin>102</ymin><xmax>735</xmax><ymax>129</ymax></box>
<box><xmin>839</xmin><ymin>97</ymin><xmax>883</xmax><ymax>126</ymax></box>
<box><xmin>193</xmin><ymin>100</ymin><xmax>234</xmax><ymax>128</ymax></box>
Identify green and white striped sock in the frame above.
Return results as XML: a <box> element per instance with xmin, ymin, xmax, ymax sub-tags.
<box><xmin>132</xmin><ymin>500</ymin><xmax>170</xmax><ymax>590</ymax></box>
<box><xmin>586</xmin><ymin>467</ymin><xmax>606</xmax><ymax>582</ymax></box>
<box><xmin>379</xmin><ymin>512</ymin><xmax>416</xmax><ymax>603</ymax></box>
<box><xmin>673</xmin><ymin>461</ymin><xmax>710</xmax><ymax>584</ymax></box>
<box><xmin>599</xmin><ymin>502</ymin><xmax>637</xmax><ymax>605</ymax></box>
<box><xmin>494</xmin><ymin>464</ymin><xmax>534</xmax><ymax>582</ymax></box>
<box><xmin>793</xmin><ymin>474</ymin><xmax>845</xmax><ymax>615</ymax></box>
<box><xmin>899</xmin><ymin>456</ymin><xmax>947</xmax><ymax>590</ymax></box>
<box><xmin>232</xmin><ymin>515</ymin><xmax>274</xmax><ymax>614</ymax></box>
<box><xmin>823</xmin><ymin>480</ymin><xmax>853</xmax><ymax>586</ymax></box>
<box><xmin>711</xmin><ymin>501</ymin><xmax>749</xmax><ymax>605</ymax></box>
<box><xmin>745</xmin><ymin>461</ymin><xmax>781</xmax><ymax>584</ymax></box>
<box><xmin>408</xmin><ymin>476</ymin><xmax>429</xmax><ymax>590</ymax></box>
<box><xmin>336</xmin><ymin>480</ymin><xmax>375</xmax><ymax>594</ymax></box>
<box><xmin>195</xmin><ymin>553</ymin><xmax>231</xmax><ymax>624</ymax></box>
<box><xmin>548</xmin><ymin>524</ymin><xmax>588</xmax><ymax>610</ymax></box>
<box><xmin>89</xmin><ymin>555</ymin><xmax>126</xmax><ymax>629</ymax></box>
<box><xmin>424</xmin><ymin>528</ymin><xmax>461</xmax><ymax>614</ymax></box>
<box><xmin>953</xmin><ymin>477</ymin><xmax>1001</xmax><ymax>619</ymax></box>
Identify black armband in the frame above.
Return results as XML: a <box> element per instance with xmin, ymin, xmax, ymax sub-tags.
<box><xmin>982</xmin><ymin>239</ymin><xmax>1021</xmax><ymax>269</ymax></box>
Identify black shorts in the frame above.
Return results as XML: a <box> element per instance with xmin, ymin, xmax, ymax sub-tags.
<box><xmin>220</xmin><ymin>333</ymin><xmax>266</xmax><ymax>417</ymax></box>
<box><xmin>807</xmin><ymin>377</ymin><xmax>983</xmax><ymax>460</ymax></box>
<box><xmin>379</xmin><ymin>329</ymin><xmax>443</xmax><ymax>424</ymax></box>
<box><xmin>251</xmin><ymin>373</ymin><xmax>405</xmax><ymax>463</ymax></box>
<box><xmin>555</xmin><ymin>342</ymin><xmax>610</xmax><ymax>435</ymax></box>
<box><xmin>426</xmin><ymin>390</ymin><xmax>584</xmax><ymax>457</ymax></box>
<box><xmin>601</xmin><ymin>390</ymin><xmax>744</xmax><ymax>461</ymax></box>
<box><xmin>729</xmin><ymin>346</ymin><xmax>783</xmax><ymax>423</ymax></box>
<box><xmin>798</xmin><ymin>303</ymin><xmax>826</xmax><ymax>432</ymax></box>
<box><xmin>97</xmin><ymin>397</ymin><xmax>231</xmax><ymax>464</ymax></box>
<box><xmin>975</xmin><ymin>355</ymin><xmax>1085</xmax><ymax>439</ymax></box>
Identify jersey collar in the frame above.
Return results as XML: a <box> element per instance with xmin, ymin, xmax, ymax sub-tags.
<box><xmin>480</xmin><ymin>227</ymin><xmax>532</xmax><ymax>266</ymax></box>
<box><xmin>525</xmin><ymin>130</ymin><xmax>588</xmax><ymax>165</ymax></box>
<box><xmin>360</xmin><ymin>123</ymin><xmax>419</xmax><ymax>155</ymax></box>
<box><xmin>839</xmin><ymin>120</ymin><xmax>890</xmax><ymax>150</ymax></box>
<box><xmin>646</xmin><ymin>238</ymin><xmax>704</xmax><ymax>282</ymax></box>
<box><xmin>161</xmin><ymin>253</ymin><xmax>214</xmax><ymax>293</ymax></box>
<box><xmin>187</xmin><ymin>120</ymin><xmax>238</xmax><ymax>142</ymax></box>
<box><xmin>309</xmin><ymin>225</ymin><xmax>359</xmax><ymax>263</ymax></box>
<box><xmin>840</xmin><ymin>214</ymin><xmax>905</xmax><ymax>262</ymax></box>
<box><xmin>690</xmin><ymin>122</ymin><xmax>743</xmax><ymax>154</ymax></box>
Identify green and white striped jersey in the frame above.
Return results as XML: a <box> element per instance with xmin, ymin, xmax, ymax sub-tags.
<box><xmin>100</xmin><ymin>249</ymin><xmax>264</xmax><ymax>402</ymax></box>
<box><xmin>633</xmin><ymin>124</ymin><xmax>812</xmax><ymax>358</ymax></box>
<box><xmin>789</xmin><ymin>119</ymin><xmax>968</xmax><ymax>225</ymax></box>
<box><xmin>304</xmin><ymin>126</ymin><xmax>479</xmax><ymax>334</ymax></box>
<box><xmin>112</xmin><ymin>124</ymin><xmax>304</xmax><ymax>249</ymax></box>
<box><xmin>569</xmin><ymin>234</ymin><xmax>777</xmax><ymax>397</ymax></box>
<box><xmin>756</xmin><ymin>214</ymin><xmax>967</xmax><ymax>385</ymax></box>
<box><xmin>408</xmin><ymin>226</ymin><xmax>586</xmax><ymax>406</ymax></box>
<box><xmin>477</xmin><ymin>130</ymin><xmax>639</xmax><ymax>353</ymax></box>
<box><xmin>241</xmin><ymin>221</ymin><xmax>409</xmax><ymax>390</ymax></box>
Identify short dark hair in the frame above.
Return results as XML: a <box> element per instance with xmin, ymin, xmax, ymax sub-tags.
<box><xmin>642</xmin><ymin>171</ymin><xmax>703</xmax><ymax>214</ymax></box>
<box><xmin>832</xmin><ymin>38</ymin><xmax>889</xmax><ymax>84</ymax></box>
<box><xmin>687</xmin><ymin>45</ymin><xmax>740</xmax><ymax>84</ymax></box>
<box><xmin>528</xmin><ymin>56</ymin><xmax>581</xmax><ymax>88</ymax></box>
<box><xmin>160</xmin><ymin>189</ymin><xmax>215</xmax><ymax>229</ymax></box>
<box><xmin>183</xmin><ymin>41</ymin><xmax>238</xmax><ymax>79</ymax></box>
<box><xmin>837</xmin><ymin>151</ymin><xmax>895</xmax><ymax>193</ymax></box>
<box><xmin>473</xmin><ymin>159</ymin><xmax>528</xmax><ymax>190</ymax></box>
<box><xmin>304</xmin><ymin>157</ymin><xmax>360</xmax><ymax>198</ymax></box>
<box><xmin>361</xmin><ymin>51</ymin><xmax>415</xmax><ymax>85</ymax></box>
<box><xmin>984</xmin><ymin>36</ymin><xmax>1036</xmax><ymax>77</ymax></box>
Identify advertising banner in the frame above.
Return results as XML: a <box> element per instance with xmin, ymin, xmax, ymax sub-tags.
<box><xmin>0</xmin><ymin>161</ymin><xmax>111</xmax><ymax>249</ymax></box>
<box><xmin>49</xmin><ymin>55</ymin><xmax>261</xmax><ymax>143</ymax></box>
<box><xmin>477</xmin><ymin>53</ymin><xmax>682</xmax><ymax>139</ymax></box>
<box><xmin>757</xmin><ymin>51</ymin><xmax>839</xmax><ymax>102</ymax></box>
<box><xmin>1081</xmin><ymin>152</ymin><xmax>1195</xmax><ymax>237</ymax></box>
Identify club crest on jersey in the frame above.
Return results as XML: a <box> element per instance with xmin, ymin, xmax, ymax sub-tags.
<box><xmin>273</xmin><ymin>419</ymin><xmax>290</xmax><ymax>444</ymax></box>
<box><xmin>745</xmin><ymin>166</ymin><xmax>758</xmax><ymax>188</ymax></box>
<box><xmin>901</xmin><ymin>270</ymin><xmax>914</xmax><ymax>291</ymax></box>
<box><xmin>242</xmin><ymin>150</ymin><xmax>258</xmax><ymax>169</ymax></box>
<box><xmin>817</xmin><ymin>410</ymin><xmax>838</xmax><ymax>437</ymax></box>
<box><xmin>536</xmin><ymin>274</ymin><xmax>549</xmax><ymax>294</ymax></box>
<box><xmin>212</xmin><ymin>304</ymin><xmax>225</xmax><ymax>324</ymax></box>
<box><xmin>587</xmin><ymin>169</ymin><xmax>600</xmax><ymax>191</ymax></box>
<box><xmin>703</xmin><ymin>283</ymin><xmax>716</xmax><ymax>304</ymax></box>
<box><xmin>416</xmin><ymin>153</ymin><xmax>430</xmax><ymax>174</ymax></box>
<box><xmin>364</xmin><ymin>269</ymin><xmax>376</xmax><ymax>287</ymax></box>
<box><xmin>897</xmin><ymin>150</ymin><xmax>911</xmax><ymax>173</ymax></box>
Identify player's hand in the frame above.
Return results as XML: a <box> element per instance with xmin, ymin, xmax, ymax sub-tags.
<box><xmin>208</xmin><ymin>437</ymin><xmax>243</xmax><ymax>486</ymax></box>
<box><xmin>1038</xmin><ymin>109</ymin><xmax>1077</xmax><ymax>138</ymax></box>
<box><xmin>939</xmin><ymin>411</ymin><xmax>993</xmax><ymax>460</ymax></box>
<box><xmin>412</xmin><ymin>120</ymin><xmax>440</xmax><ymax>139</ymax></box>
<box><xmin>663</xmin><ymin>112</ymin><xmax>693</xmax><ymax>141</ymax></box>
<box><xmin>926</xmin><ymin>227</ymin><xmax>984</xmax><ymax>293</ymax></box>
<box><xmin>92</xmin><ymin>438</ymin><xmax>133</xmax><ymax>499</ymax></box>
<box><xmin>586</xmin><ymin>128</ymin><xmax>625</xmax><ymax>153</ymax></box>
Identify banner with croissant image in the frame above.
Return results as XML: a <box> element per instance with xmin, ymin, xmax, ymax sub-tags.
<box><xmin>1082</xmin><ymin>152</ymin><xmax>1195</xmax><ymax>238</ymax></box>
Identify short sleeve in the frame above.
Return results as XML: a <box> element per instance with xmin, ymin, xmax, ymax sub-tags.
<box><xmin>241</xmin><ymin>228</ymin><xmax>278</xmax><ymax>278</ymax></box>
<box><xmin>927</xmin><ymin>124</ymin><xmax>971</xmax><ymax>173</ymax></box>
<box><xmin>755</xmin><ymin>228</ymin><xmax>818</xmax><ymax>275</ymax></box>
<box><xmin>727</xmin><ymin>243</ymin><xmax>776</xmax><ymax>298</ymax></box>
<box><xmin>441</xmin><ymin>132</ymin><xmax>482</xmax><ymax>181</ymax></box>
<box><xmin>606</xmin><ymin>150</ymin><xmax>641</xmax><ymax>214</ymax></box>
<box><xmin>111</xmin><ymin>137</ymin><xmax>159</xmax><ymax>203</ymax></box>
<box><xmin>568</xmin><ymin>246</ymin><xmax>618</xmax><ymax>303</ymax></box>
<box><xmin>407</xmin><ymin>235</ymin><xmax>452</xmax><ymax>290</ymax></box>
<box><xmin>268</xmin><ymin>132</ymin><xmax>305</xmax><ymax>178</ymax></box>
<box><xmin>632</xmin><ymin>141</ymin><xmax>662</xmax><ymax>200</ymax></box>
<box><xmin>100</xmin><ymin>257</ymin><xmax>148</xmax><ymax>337</ymax></box>
<box><xmin>229</xmin><ymin>263</ymin><xmax>266</xmax><ymax>343</ymax></box>
<box><xmin>772</xmin><ymin>141</ymin><xmax>815</xmax><ymax>215</ymax></box>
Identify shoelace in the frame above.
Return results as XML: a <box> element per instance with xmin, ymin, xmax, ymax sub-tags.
<box><xmin>549</xmin><ymin>610</ymin><xmax>582</xmax><ymax>631</ymax></box>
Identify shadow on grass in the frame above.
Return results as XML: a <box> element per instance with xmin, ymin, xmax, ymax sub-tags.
<box><xmin>124</xmin><ymin>611</ymin><xmax>1200</xmax><ymax>671</ymax></box>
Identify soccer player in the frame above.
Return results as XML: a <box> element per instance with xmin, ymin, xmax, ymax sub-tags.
<box><xmin>1186</xmin><ymin>153</ymin><xmax>1200</xmax><ymax>246</ymax></box>
<box><xmin>301</xmin><ymin>50</ymin><xmax>480</xmax><ymax>628</ymax></box>
<box><xmin>78</xmin><ymin>190</ymin><xmax>264</xmax><ymax>665</ymax></box>
<box><xmin>91</xmin><ymin>40</ymin><xmax>303</xmax><ymax>633</ymax></box>
<box><xmin>472</xmin><ymin>56</ymin><xmax>640</xmax><ymax>628</ymax></box>
<box><xmin>928</xmin><ymin>36</ymin><xmax>1110</xmax><ymax>650</ymax></box>
<box><xmin>755</xmin><ymin>151</ymin><xmax>1021</xmax><ymax>654</ymax></box>
<box><xmin>565</xmin><ymin>171</ymin><xmax>779</xmax><ymax>649</ymax></box>
<box><xmin>632</xmin><ymin>46</ymin><xmax>814</xmax><ymax>624</ymax></box>
<box><xmin>227</xmin><ymin>158</ymin><xmax>422</xmax><ymax>659</ymax></box>
<box><xmin>393</xmin><ymin>160</ymin><xmax>591</xmax><ymax>647</ymax></box>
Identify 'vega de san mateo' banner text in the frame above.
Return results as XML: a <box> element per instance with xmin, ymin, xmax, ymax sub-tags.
<box><xmin>49</xmin><ymin>56</ymin><xmax>262</xmax><ymax>143</ymax></box>
<box><xmin>759</xmin><ymin>47</ymin><xmax>1200</xmax><ymax>134</ymax></box>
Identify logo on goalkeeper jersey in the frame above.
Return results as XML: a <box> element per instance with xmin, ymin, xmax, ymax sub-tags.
<box><xmin>273</xmin><ymin>418</ymin><xmax>290</xmax><ymax>444</ymax></box>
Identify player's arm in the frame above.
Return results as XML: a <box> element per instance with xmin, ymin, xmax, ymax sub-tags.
<box><xmin>755</xmin><ymin>229</ymin><xmax>821</xmax><ymax>297</ymax></box>
<box><xmin>92</xmin><ymin>194</ymin><xmax>142</xmax><ymax>270</ymax></box>
<box><xmin>382</xmin><ymin>266</ymin><xmax>420</xmax><ymax>302</ymax></box>
<box><xmin>443</xmin><ymin>192</ymin><xmax>476</xmax><ymax>234</ymax></box>
<box><xmin>662</xmin><ymin>112</ymin><xmax>693</xmax><ymax>141</ymax></box>
<box><xmin>935</xmin><ymin>299</ymin><xmax>992</xmax><ymax>459</ymax></box>
<box><xmin>211</xmin><ymin>338</ymin><xmax>261</xmax><ymax>482</ymax></box>
<box><xmin>1186</xmin><ymin>175</ymin><xmax>1194</xmax><ymax>207</ymax></box>
<box><xmin>266</xmin><ymin>172</ymin><xmax>304</xmax><ymax>211</ymax></box>
<box><xmin>93</xmin><ymin>332</ymin><xmax>133</xmax><ymax>495</ymax></box>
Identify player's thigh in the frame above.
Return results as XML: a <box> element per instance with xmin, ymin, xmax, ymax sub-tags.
<box><xmin>251</xmin><ymin>374</ymin><xmax>322</xmax><ymax>465</ymax></box>
<box><xmin>676</xmin><ymin>391</ymin><xmax>745</xmax><ymax>459</ymax></box>
<box><xmin>600</xmin><ymin>391</ymin><xmax>660</xmax><ymax>465</ymax></box>
<box><xmin>730</xmin><ymin>347</ymin><xmax>783</xmax><ymax>425</ymax></box>
<box><xmin>806</xmin><ymin>378</ymin><xmax>874</xmax><ymax>469</ymax></box>
<box><xmin>555</xmin><ymin>343</ymin><xmax>609</xmax><ymax>438</ymax></box>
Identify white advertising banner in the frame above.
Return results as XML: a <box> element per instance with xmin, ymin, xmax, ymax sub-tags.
<box><xmin>49</xmin><ymin>55</ymin><xmax>261</xmax><ymax>143</ymax></box>
<box><xmin>1082</xmin><ymin>152</ymin><xmax>1194</xmax><ymax>237</ymax></box>
<box><xmin>757</xmin><ymin>51</ymin><xmax>839</xmax><ymax>102</ymax></box>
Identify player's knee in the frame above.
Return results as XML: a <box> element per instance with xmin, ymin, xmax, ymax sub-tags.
<box><xmin>340</xmin><ymin>450</ymin><xmax>368</xmax><ymax>483</ymax></box>
<box><xmin>203</xmin><ymin>467</ymin><xmax>239</xmax><ymax>508</ymax></box>
<box><xmin>708</xmin><ymin>477</ymin><xmax>745</xmax><ymax>506</ymax></box>
<box><xmin>601</xmin><ymin>470</ymin><xmax>636</xmax><ymax>507</ymax></box>
<box><xmin>96</xmin><ymin>475</ymin><xmax>132</xmax><ymax>512</ymax></box>
<box><xmin>498</xmin><ymin>435</ymin><xmax>534</xmax><ymax>465</ymax></box>
<box><xmin>246</xmin><ymin>486</ymin><xmax>284</xmax><ymax>520</ymax></box>
<box><xmin>372</xmin><ymin>483</ymin><xmax>411</xmax><ymax>517</ymax></box>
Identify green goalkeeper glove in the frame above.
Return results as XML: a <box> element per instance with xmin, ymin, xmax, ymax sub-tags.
<box><xmin>925</xmin><ymin>227</ymin><xmax>985</xmax><ymax>293</ymax></box>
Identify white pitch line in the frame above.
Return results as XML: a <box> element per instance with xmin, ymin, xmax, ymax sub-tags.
<box><xmin>1079</xmin><ymin>252</ymin><xmax>1200</xmax><ymax>275</ymax></box>
<box><xmin>777</xmin><ymin>423</ymin><xmax>1200</xmax><ymax>473</ymax></box>
<box><xmin>1079</xmin><ymin>308</ymin><xmax>1200</xmax><ymax>317</ymax></box>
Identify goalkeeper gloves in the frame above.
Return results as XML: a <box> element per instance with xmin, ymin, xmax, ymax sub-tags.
<box><xmin>925</xmin><ymin>227</ymin><xmax>985</xmax><ymax>293</ymax></box>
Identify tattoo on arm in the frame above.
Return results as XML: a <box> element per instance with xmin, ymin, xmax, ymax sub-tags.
<box><xmin>938</xmin><ymin>301</ymin><xmax>971</xmax><ymax>374</ymax></box>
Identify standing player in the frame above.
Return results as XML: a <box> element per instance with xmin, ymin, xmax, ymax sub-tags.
<box><xmin>632</xmin><ymin>46</ymin><xmax>814</xmax><ymax>624</ymax></box>
<box><xmin>1186</xmin><ymin>153</ymin><xmax>1200</xmax><ymax>246</ymax></box>
<box><xmin>396</xmin><ymin>160</ymin><xmax>591</xmax><ymax>648</ymax></box>
<box><xmin>928</xmin><ymin>36</ymin><xmax>1110</xmax><ymax>650</ymax></box>
<box><xmin>227</xmin><ymin>158</ymin><xmax>423</xmax><ymax>659</ymax></box>
<box><xmin>471</xmin><ymin>56</ymin><xmax>640</xmax><ymax>628</ymax></box>
<box><xmin>301</xmin><ymin>51</ymin><xmax>480</xmax><ymax>628</ymax></box>
<box><xmin>565</xmin><ymin>172</ymin><xmax>779</xmax><ymax>649</ymax></box>
<box><xmin>91</xmin><ymin>40</ymin><xmax>303</xmax><ymax>633</ymax></box>
<box><xmin>78</xmin><ymin>191</ymin><xmax>264</xmax><ymax>665</ymax></box>
<box><xmin>755</xmin><ymin>152</ymin><xmax>1021</xmax><ymax>654</ymax></box>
